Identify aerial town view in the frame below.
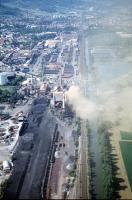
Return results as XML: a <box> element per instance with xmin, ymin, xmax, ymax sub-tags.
<box><xmin>0</xmin><ymin>0</ymin><xmax>132</xmax><ymax>199</ymax></box>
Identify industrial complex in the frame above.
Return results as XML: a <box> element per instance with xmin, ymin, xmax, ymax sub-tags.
<box><xmin>0</xmin><ymin>0</ymin><xmax>132</xmax><ymax>199</ymax></box>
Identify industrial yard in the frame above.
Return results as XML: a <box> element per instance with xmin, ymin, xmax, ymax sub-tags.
<box><xmin>1</xmin><ymin>0</ymin><xmax>132</xmax><ymax>199</ymax></box>
<box><xmin>5</xmin><ymin>97</ymin><xmax>57</xmax><ymax>199</ymax></box>
<box><xmin>0</xmin><ymin>5</ymin><xmax>81</xmax><ymax>198</ymax></box>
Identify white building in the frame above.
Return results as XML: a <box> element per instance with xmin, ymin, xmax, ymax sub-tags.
<box><xmin>0</xmin><ymin>72</ymin><xmax>8</xmax><ymax>85</ymax></box>
<box><xmin>53</xmin><ymin>91</ymin><xmax>65</xmax><ymax>109</ymax></box>
<box><xmin>3</xmin><ymin>160</ymin><xmax>11</xmax><ymax>173</ymax></box>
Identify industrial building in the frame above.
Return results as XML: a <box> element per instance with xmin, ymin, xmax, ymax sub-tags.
<box><xmin>45</xmin><ymin>40</ymin><xmax>59</xmax><ymax>48</ymax></box>
<box><xmin>62</xmin><ymin>64</ymin><xmax>74</xmax><ymax>78</ymax></box>
<box><xmin>53</xmin><ymin>91</ymin><xmax>65</xmax><ymax>109</ymax></box>
<box><xmin>3</xmin><ymin>160</ymin><xmax>11</xmax><ymax>173</ymax></box>
<box><xmin>44</xmin><ymin>67</ymin><xmax>59</xmax><ymax>75</ymax></box>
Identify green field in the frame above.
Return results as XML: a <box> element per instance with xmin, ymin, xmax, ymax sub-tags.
<box><xmin>120</xmin><ymin>131</ymin><xmax>132</xmax><ymax>140</ymax></box>
<box><xmin>120</xmin><ymin>141</ymin><xmax>132</xmax><ymax>190</ymax></box>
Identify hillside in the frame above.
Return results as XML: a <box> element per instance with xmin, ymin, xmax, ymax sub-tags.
<box><xmin>0</xmin><ymin>0</ymin><xmax>82</xmax><ymax>14</ymax></box>
<box><xmin>0</xmin><ymin>4</ymin><xmax>22</xmax><ymax>16</ymax></box>
<box><xmin>1</xmin><ymin>0</ymin><xmax>132</xmax><ymax>16</ymax></box>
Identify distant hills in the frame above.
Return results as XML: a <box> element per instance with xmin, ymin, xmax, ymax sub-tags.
<box><xmin>0</xmin><ymin>4</ymin><xmax>22</xmax><ymax>16</ymax></box>
<box><xmin>1</xmin><ymin>0</ymin><xmax>132</xmax><ymax>16</ymax></box>
<box><xmin>0</xmin><ymin>0</ymin><xmax>82</xmax><ymax>15</ymax></box>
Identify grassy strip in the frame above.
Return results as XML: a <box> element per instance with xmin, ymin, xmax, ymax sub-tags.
<box><xmin>120</xmin><ymin>141</ymin><xmax>132</xmax><ymax>190</ymax></box>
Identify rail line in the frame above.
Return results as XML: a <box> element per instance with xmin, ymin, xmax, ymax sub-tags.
<box><xmin>41</xmin><ymin>123</ymin><xmax>59</xmax><ymax>199</ymax></box>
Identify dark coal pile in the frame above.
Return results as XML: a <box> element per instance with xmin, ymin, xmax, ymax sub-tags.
<box><xmin>63</xmin><ymin>103</ymin><xmax>75</xmax><ymax>118</ymax></box>
<box><xmin>5</xmin><ymin>97</ymin><xmax>57</xmax><ymax>199</ymax></box>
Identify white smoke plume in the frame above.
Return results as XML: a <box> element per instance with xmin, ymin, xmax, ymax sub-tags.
<box><xmin>66</xmin><ymin>85</ymin><xmax>97</xmax><ymax>120</ymax></box>
<box><xmin>66</xmin><ymin>80</ymin><xmax>132</xmax><ymax>130</ymax></box>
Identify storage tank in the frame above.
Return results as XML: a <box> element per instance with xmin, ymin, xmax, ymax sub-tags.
<box><xmin>55</xmin><ymin>150</ymin><xmax>61</xmax><ymax>158</ymax></box>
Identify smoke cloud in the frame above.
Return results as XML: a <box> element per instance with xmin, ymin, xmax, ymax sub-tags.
<box><xmin>66</xmin><ymin>79</ymin><xmax>132</xmax><ymax>130</ymax></box>
<box><xmin>66</xmin><ymin>85</ymin><xmax>97</xmax><ymax>120</ymax></box>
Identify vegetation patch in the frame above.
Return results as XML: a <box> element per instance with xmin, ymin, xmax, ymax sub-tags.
<box><xmin>69</xmin><ymin>169</ymin><xmax>76</xmax><ymax>178</ymax></box>
<box><xmin>0</xmin><ymin>76</ymin><xmax>24</xmax><ymax>103</ymax></box>
<box><xmin>120</xmin><ymin>141</ymin><xmax>132</xmax><ymax>189</ymax></box>
<box><xmin>0</xmin><ymin>85</ymin><xmax>15</xmax><ymax>92</ymax></box>
<box><xmin>72</xmin><ymin>117</ymin><xmax>81</xmax><ymax>147</ymax></box>
<box><xmin>97</xmin><ymin>122</ymin><xmax>116</xmax><ymax>199</ymax></box>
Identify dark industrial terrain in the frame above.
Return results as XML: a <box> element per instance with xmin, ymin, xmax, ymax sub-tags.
<box><xmin>5</xmin><ymin>97</ymin><xmax>57</xmax><ymax>199</ymax></box>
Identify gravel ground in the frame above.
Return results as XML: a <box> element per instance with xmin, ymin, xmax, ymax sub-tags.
<box><xmin>5</xmin><ymin>97</ymin><xmax>57</xmax><ymax>199</ymax></box>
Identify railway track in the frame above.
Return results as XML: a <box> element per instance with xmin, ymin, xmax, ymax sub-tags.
<box><xmin>41</xmin><ymin>123</ymin><xmax>59</xmax><ymax>199</ymax></box>
<box><xmin>79</xmin><ymin>120</ymin><xmax>89</xmax><ymax>199</ymax></box>
<box><xmin>76</xmin><ymin>23</ymin><xmax>90</xmax><ymax>199</ymax></box>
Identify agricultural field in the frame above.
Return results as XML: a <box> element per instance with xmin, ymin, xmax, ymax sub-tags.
<box><xmin>120</xmin><ymin>131</ymin><xmax>132</xmax><ymax>140</ymax></box>
<box><xmin>87</xmin><ymin>27</ymin><xmax>132</xmax><ymax>82</ymax></box>
<box><xmin>119</xmin><ymin>141</ymin><xmax>132</xmax><ymax>190</ymax></box>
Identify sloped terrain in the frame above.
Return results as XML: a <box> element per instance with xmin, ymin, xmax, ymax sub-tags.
<box><xmin>5</xmin><ymin>97</ymin><xmax>57</xmax><ymax>199</ymax></box>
